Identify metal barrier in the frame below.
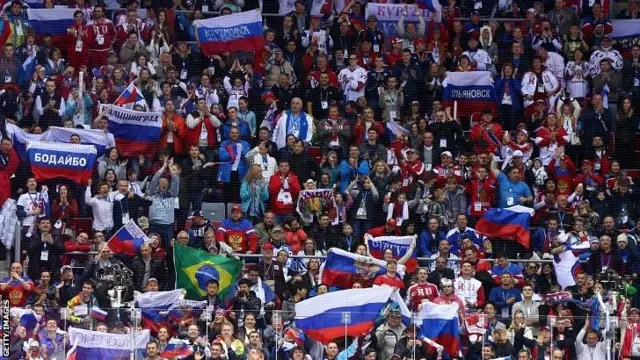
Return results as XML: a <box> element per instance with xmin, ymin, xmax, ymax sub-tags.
<box><xmin>64</xmin><ymin>250</ymin><xmax>555</xmax><ymax>263</ymax></box>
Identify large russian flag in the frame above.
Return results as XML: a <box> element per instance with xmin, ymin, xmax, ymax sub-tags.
<box><xmin>416</xmin><ymin>302</ymin><xmax>461</xmax><ymax>357</ymax></box>
<box><xmin>27</xmin><ymin>141</ymin><xmax>97</xmax><ymax>185</ymax></box>
<box><xmin>44</xmin><ymin>126</ymin><xmax>114</xmax><ymax>157</ymax></box>
<box><xmin>6</xmin><ymin>123</ymin><xmax>113</xmax><ymax>159</ymax></box>
<box><xmin>194</xmin><ymin>9</ymin><xmax>265</xmax><ymax>56</ymax></box>
<box><xmin>103</xmin><ymin>105</ymin><xmax>162</xmax><ymax>157</ymax></box>
<box><xmin>295</xmin><ymin>287</ymin><xmax>411</xmax><ymax>344</ymax></box>
<box><xmin>611</xmin><ymin>20</ymin><xmax>640</xmax><ymax>57</ymax></box>
<box><xmin>67</xmin><ymin>327</ymin><xmax>150</xmax><ymax>359</ymax></box>
<box><xmin>135</xmin><ymin>289</ymin><xmax>184</xmax><ymax>334</ymax></box>
<box><xmin>475</xmin><ymin>205</ymin><xmax>534</xmax><ymax>248</ymax></box>
<box><xmin>27</xmin><ymin>8</ymin><xmax>76</xmax><ymax>37</ymax></box>
<box><xmin>367</xmin><ymin>235</ymin><xmax>418</xmax><ymax>272</ymax></box>
<box><xmin>442</xmin><ymin>71</ymin><xmax>497</xmax><ymax>117</ymax></box>
<box><xmin>320</xmin><ymin>248</ymin><xmax>405</xmax><ymax>289</ymax></box>
<box><xmin>107</xmin><ymin>220</ymin><xmax>150</xmax><ymax>256</ymax></box>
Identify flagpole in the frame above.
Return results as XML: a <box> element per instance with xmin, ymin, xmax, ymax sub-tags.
<box><xmin>413</xmin><ymin>313</ymin><xmax>417</xmax><ymax>360</ymax></box>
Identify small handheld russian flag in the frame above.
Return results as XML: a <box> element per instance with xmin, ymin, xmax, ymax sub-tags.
<box><xmin>114</xmin><ymin>83</ymin><xmax>145</xmax><ymax>106</ymax></box>
<box><xmin>90</xmin><ymin>307</ymin><xmax>108</xmax><ymax>322</ymax></box>
<box><xmin>161</xmin><ymin>341</ymin><xmax>194</xmax><ymax>359</ymax></box>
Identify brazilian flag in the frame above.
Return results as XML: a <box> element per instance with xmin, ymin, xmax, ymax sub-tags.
<box><xmin>174</xmin><ymin>244</ymin><xmax>243</xmax><ymax>299</ymax></box>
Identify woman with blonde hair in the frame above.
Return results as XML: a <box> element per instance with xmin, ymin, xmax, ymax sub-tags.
<box><xmin>240</xmin><ymin>164</ymin><xmax>269</xmax><ymax>223</ymax></box>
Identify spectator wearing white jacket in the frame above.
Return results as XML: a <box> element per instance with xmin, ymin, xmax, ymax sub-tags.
<box><xmin>575</xmin><ymin>318</ymin><xmax>607</xmax><ymax>360</ymax></box>
<box><xmin>246</xmin><ymin>141</ymin><xmax>278</xmax><ymax>179</ymax></box>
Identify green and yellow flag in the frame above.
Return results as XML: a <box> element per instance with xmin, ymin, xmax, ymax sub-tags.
<box><xmin>174</xmin><ymin>244</ymin><xmax>243</xmax><ymax>299</ymax></box>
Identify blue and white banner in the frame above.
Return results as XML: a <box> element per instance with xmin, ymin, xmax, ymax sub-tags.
<box><xmin>365</xmin><ymin>3</ymin><xmax>439</xmax><ymax>41</ymax></box>
<box><xmin>27</xmin><ymin>141</ymin><xmax>97</xmax><ymax>185</ymax></box>
<box><xmin>68</xmin><ymin>327</ymin><xmax>149</xmax><ymax>360</ymax></box>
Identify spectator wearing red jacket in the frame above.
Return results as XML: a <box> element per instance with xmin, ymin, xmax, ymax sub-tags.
<box><xmin>352</xmin><ymin>107</ymin><xmax>385</xmax><ymax>145</ymax></box>
<box><xmin>160</xmin><ymin>101</ymin><xmax>188</xmax><ymax>157</ymax></box>
<box><xmin>62</xmin><ymin>232</ymin><xmax>92</xmax><ymax>265</ymax></box>
<box><xmin>268</xmin><ymin>161</ymin><xmax>301</xmax><ymax>222</ymax></box>
<box><xmin>373</xmin><ymin>259</ymin><xmax>405</xmax><ymax>289</ymax></box>
<box><xmin>0</xmin><ymin>138</ymin><xmax>18</xmax><ymax>208</ymax></box>
<box><xmin>366</xmin><ymin>219</ymin><xmax>401</xmax><ymax>238</ymax></box>
<box><xmin>283</xmin><ymin>216</ymin><xmax>307</xmax><ymax>253</ymax></box>
<box><xmin>185</xmin><ymin>98</ymin><xmax>222</xmax><ymax>153</ymax></box>
<box><xmin>548</xmin><ymin>153</ymin><xmax>577</xmax><ymax>196</ymax></box>
<box><xmin>470</xmin><ymin>109</ymin><xmax>503</xmax><ymax>155</ymax></box>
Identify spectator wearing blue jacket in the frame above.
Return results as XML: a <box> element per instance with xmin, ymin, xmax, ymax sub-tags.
<box><xmin>218</xmin><ymin>126</ymin><xmax>251</xmax><ymax>203</ymax></box>
<box><xmin>446</xmin><ymin>214</ymin><xmax>482</xmax><ymax>252</ymax></box>
<box><xmin>488</xmin><ymin>272</ymin><xmax>522</xmax><ymax>324</ymax></box>
<box><xmin>494</xmin><ymin>63</ymin><xmax>523</xmax><ymax>131</ymax></box>
<box><xmin>222</xmin><ymin>107</ymin><xmax>252</xmax><ymax>142</ymax></box>
<box><xmin>532</xmin><ymin>218</ymin><xmax>560</xmax><ymax>254</ymax></box>
<box><xmin>491</xmin><ymin>253</ymin><xmax>525</xmax><ymax>286</ymax></box>
<box><xmin>418</xmin><ymin>216</ymin><xmax>447</xmax><ymax>257</ymax></box>
<box><xmin>338</xmin><ymin>145</ymin><xmax>370</xmax><ymax>194</ymax></box>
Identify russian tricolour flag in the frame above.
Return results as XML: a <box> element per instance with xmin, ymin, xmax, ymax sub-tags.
<box><xmin>320</xmin><ymin>248</ymin><xmax>405</xmax><ymax>289</ymax></box>
<box><xmin>416</xmin><ymin>0</ymin><xmax>441</xmax><ymax>12</ymax></box>
<box><xmin>194</xmin><ymin>9</ymin><xmax>265</xmax><ymax>56</ymax></box>
<box><xmin>135</xmin><ymin>289</ymin><xmax>185</xmax><ymax>334</ymax></box>
<box><xmin>115</xmin><ymin>83</ymin><xmax>147</xmax><ymax>107</ymax></box>
<box><xmin>295</xmin><ymin>287</ymin><xmax>411</xmax><ymax>344</ymax></box>
<box><xmin>103</xmin><ymin>105</ymin><xmax>162</xmax><ymax>157</ymax></box>
<box><xmin>416</xmin><ymin>302</ymin><xmax>461</xmax><ymax>358</ymax></box>
<box><xmin>27</xmin><ymin>8</ymin><xmax>76</xmax><ymax>37</ymax></box>
<box><xmin>27</xmin><ymin>141</ymin><xmax>97</xmax><ymax>185</ymax></box>
<box><xmin>367</xmin><ymin>235</ymin><xmax>418</xmax><ymax>272</ymax></box>
<box><xmin>161</xmin><ymin>340</ymin><xmax>193</xmax><ymax>359</ymax></box>
<box><xmin>108</xmin><ymin>220</ymin><xmax>151</xmax><ymax>256</ymax></box>
<box><xmin>475</xmin><ymin>205</ymin><xmax>534</xmax><ymax>248</ymax></box>
<box><xmin>443</xmin><ymin>71</ymin><xmax>497</xmax><ymax>117</ymax></box>
<box><xmin>90</xmin><ymin>307</ymin><xmax>108</xmax><ymax>321</ymax></box>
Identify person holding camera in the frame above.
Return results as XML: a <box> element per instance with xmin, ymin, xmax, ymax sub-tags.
<box><xmin>230</xmin><ymin>278</ymin><xmax>262</xmax><ymax>328</ymax></box>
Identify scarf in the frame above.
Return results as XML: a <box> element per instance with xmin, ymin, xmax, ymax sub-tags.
<box><xmin>285</xmin><ymin>110</ymin><xmax>309</xmax><ymax>140</ymax></box>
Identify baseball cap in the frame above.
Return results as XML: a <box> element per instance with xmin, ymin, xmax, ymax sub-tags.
<box><xmin>262</xmin><ymin>242</ymin><xmax>275</xmax><ymax>251</ymax></box>
<box><xmin>517</xmin><ymin>128</ymin><xmax>528</xmax><ymax>136</ymax></box>
<box><xmin>272</xmin><ymin>225</ymin><xmax>284</xmax><ymax>233</ymax></box>
<box><xmin>411</xmin><ymin>100</ymin><xmax>420</xmax><ymax>105</ymax></box>
<box><xmin>512</xmin><ymin>150</ymin><xmax>524</xmax><ymax>157</ymax></box>
<box><xmin>146</xmin><ymin>278</ymin><xmax>159</xmax><ymax>285</ymax></box>
<box><xmin>231</xmin><ymin>205</ymin><xmax>242</xmax><ymax>213</ymax></box>
<box><xmin>367</xmin><ymin>14</ymin><xmax>377</xmax><ymax>20</ymax></box>
<box><xmin>589</xmin><ymin>236</ymin><xmax>600</xmax><ymax>244</ymax></box>
<box><xmin>273</xmin><ymin>47</ymin><xmax>283</xmax><ymax>53</ymax></box>
<box><xmin>392</xmin><ymin>37</ymin><xmax>403</xmax><ymax>44</ymax></box>
<box><xmin>61</xmin><ymin>265</ymin><xmax>72</xmax><ymax>273</ymax></box>
<box><xmin>527</xmin><ymin>8</ymin><xmax>537</xmax><ymax>14</ymax></box>
<box><xmin>192</xmin><ymin>210</ymin><xmax>204</xmax><ymax>217</ymax></box>
<box><xmin>407</xmin><ymin>148</ymin><xmax>419</xmax><ymax>154</ymax></box>
<box><xmin>441</xmin><ymin>151</ymin><xmax>453</xmax><ymax>158</ymax></box>
<box><xmin>630</xmin><ymin>308</ymin><xmax>640</xmax><ymax>314</ymax></box>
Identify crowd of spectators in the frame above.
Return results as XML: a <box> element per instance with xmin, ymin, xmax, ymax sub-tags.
<box><xmin>0</xmin><ymin>0</ymin><xmax>639</xmax><ymax>359</ymax></box>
